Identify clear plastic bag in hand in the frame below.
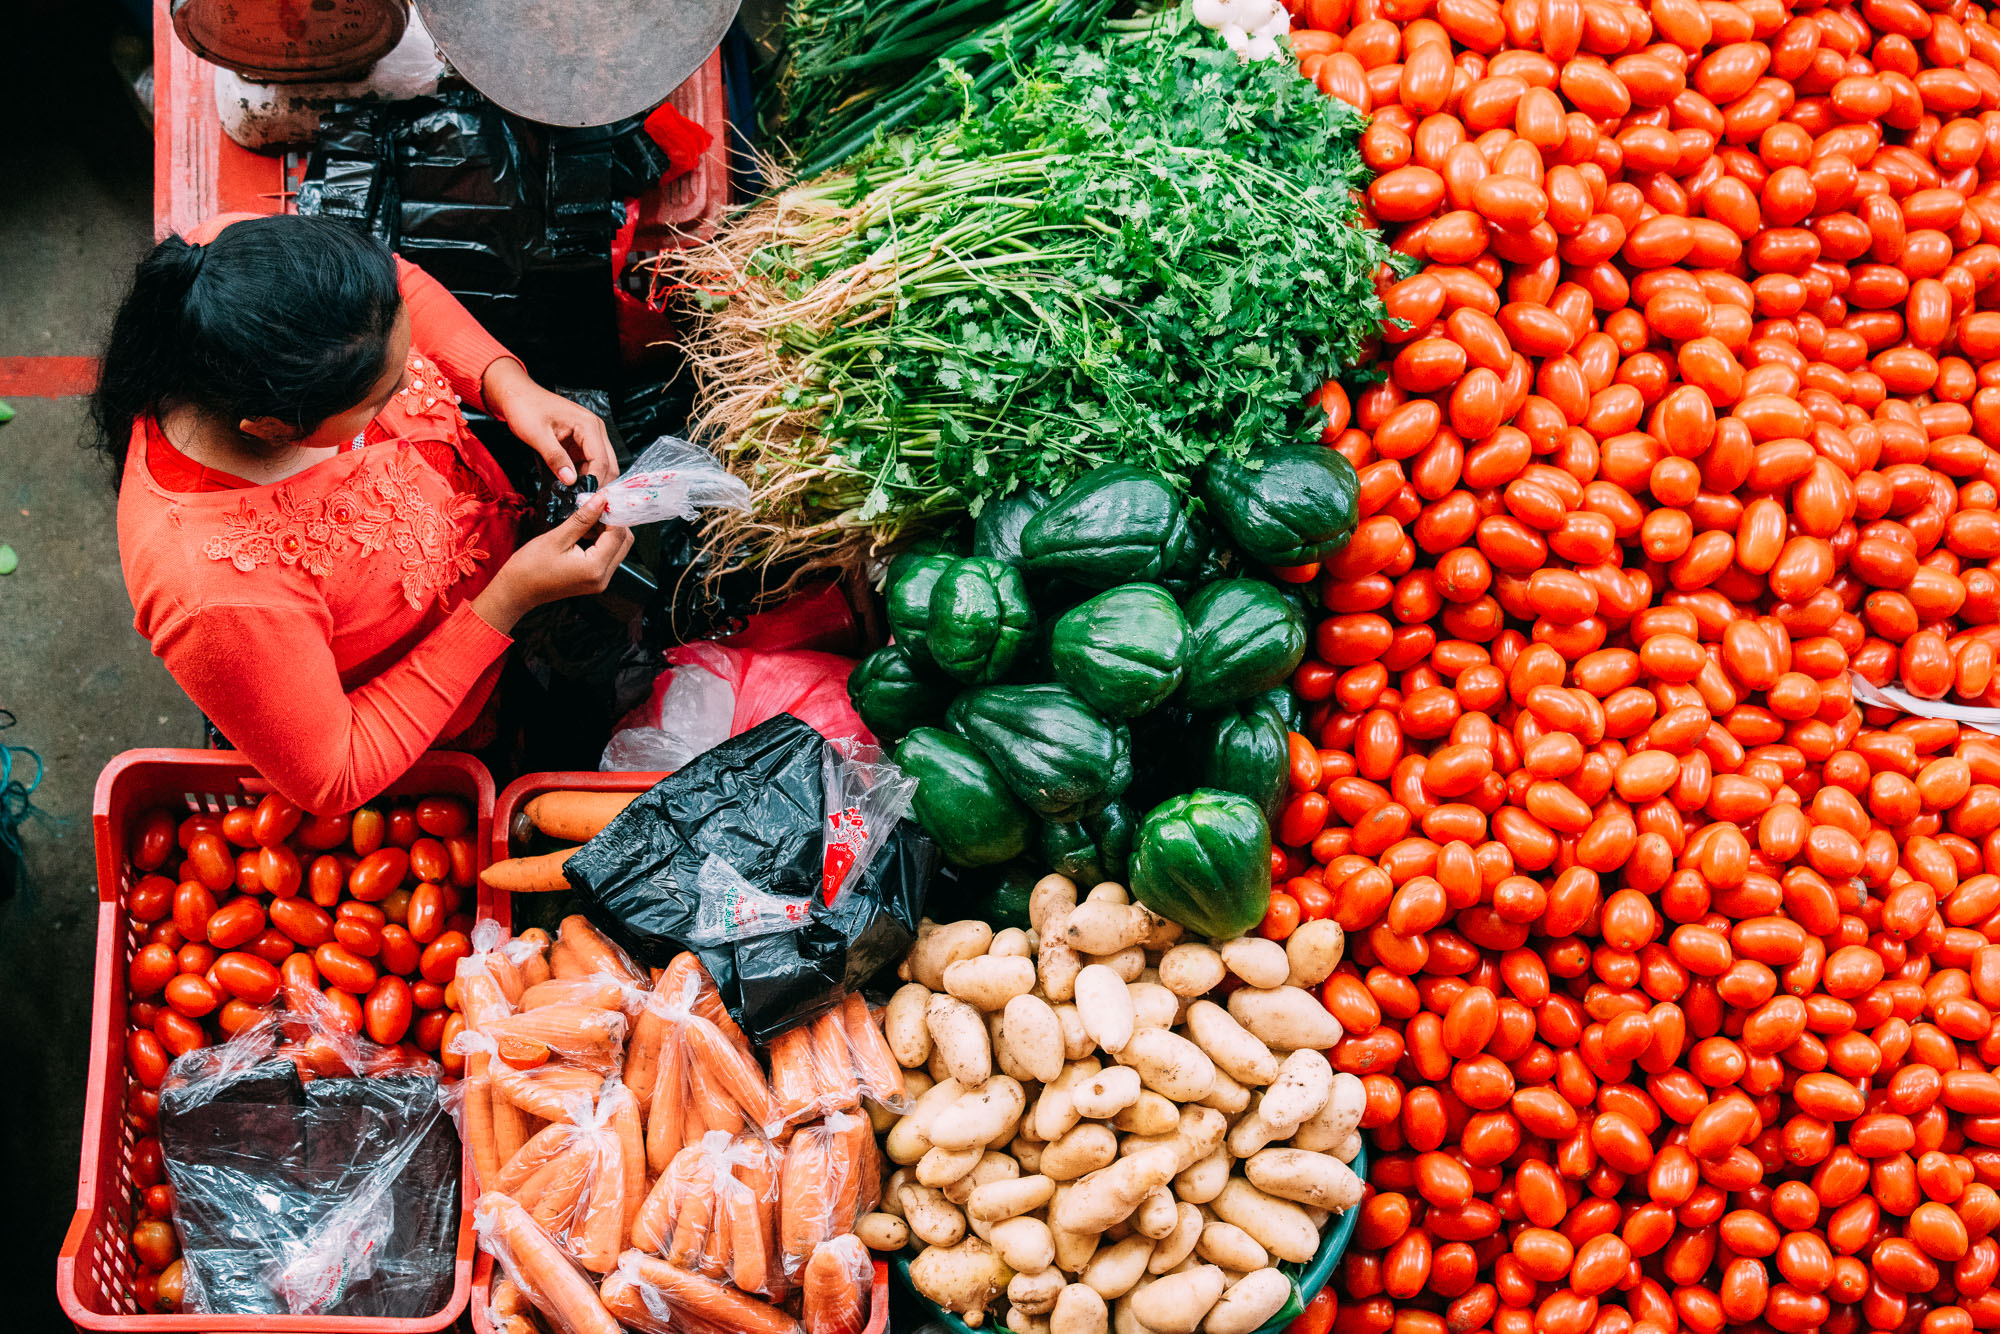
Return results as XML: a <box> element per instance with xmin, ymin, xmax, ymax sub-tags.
<box><xmin>598</xmin><ymin>437</ymin><xmax>751</xmax><ymax>527</ymax></box>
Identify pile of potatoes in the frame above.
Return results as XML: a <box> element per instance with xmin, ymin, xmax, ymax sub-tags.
<box><xmin>856</xmin><ymin>875</ymin><xmax>1366</xmax><ymax>1334</ymax></box>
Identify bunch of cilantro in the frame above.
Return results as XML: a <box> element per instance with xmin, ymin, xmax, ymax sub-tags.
<box><xmin>689</xmin><ymin>12</ymin><xmax>1401</xmax><ymax>561</ymax></box>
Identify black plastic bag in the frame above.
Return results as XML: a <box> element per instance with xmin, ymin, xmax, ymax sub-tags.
<box><xmin>562</xmin><ymin>714</ymin><xmax>935</xmax><ymax>1041</ymax></box>
<box><xmin>156</xmin><ymin>999</ymin><xmax>460</xmax><ymax>1317</ymax></box>
<box><xmin>297</xmin><ymin>89</ymin><xmax>673</xmax><ymax>388</ymax></box>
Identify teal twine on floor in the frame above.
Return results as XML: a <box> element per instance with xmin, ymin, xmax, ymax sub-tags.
<box><xmin>0</xmin><ymin>711</ymin><xmax>44</xmax><ymax>867</ymax></box>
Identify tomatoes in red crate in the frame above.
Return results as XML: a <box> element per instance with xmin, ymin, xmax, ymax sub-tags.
<box><xmin>126</xmin><ymin>875</ymin><xmax>173</xmax><ymax>925</ymax></box>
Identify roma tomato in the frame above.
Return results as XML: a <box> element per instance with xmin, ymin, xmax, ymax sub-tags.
<box><xmin>185</xmin><ymin>832</ymin><xmax>235</xmax><ymax>893</ymax></box>
<box><xmin>379</xmin><ymin>924</ymin><xmax>421</xmax><ymax>977</ymax></box>
<box><xmin>296</xmin><ymin>810</ymin><xmax>349</xmax><ymax>851</ymax></box>
<box><xmin>415</xmin><ymin>796</ymin><xmax>470</xmax><ymax>838</ymax></box>
<box><xmin>315</xmin><ymin>943</ymin><xmax>378</xmax><ymax>994</ymax></box>
<box><xmin>307</xmin><ymin>855</ymin><xmax>344</xmax><ymax>909</ymax></box>
<box><xmin>219</xmin><ymin>807</ymin><xmax>257</xmax><ymax>848</ymax></box>
<box><xmin>349</xmin><ymin>807</ymin><xmax>384</xmax><ymax>856</ymax></box>
<box><xmin>406</xmin><ymin>882</ymin><xmax>445</xmax><ymax>944</ymax></box>
<box><xmin>127</xmin><ymin>875</ymin><xmax>174</xmax><ymax>925</ymax></box>
<box><xmin>171</xmin><ymin>881</ymin><xmax>216</xmax><ymax>941</ymax></box>
<box><xmin>269</xmin><ymin>896</ymin><xmax>334</xmax><ymax>948</ymax></box>
<box><xmin>212</xmin><ymin>951</ymin><xmax>282</xmax><ymax>1005</ymax></box>
<box><xmin>204</xmin><ymin>897</ymin><xmax>267</xmax><ymax>951</ymax></box>
<box><xmin>364</xmin><ymin>975</ymin><xmax>414</xmax><ymax>1045</ymax></box>
<box><xmin>163</xmin><ymin>974</ymin><xmax>218</xmax><ymax>1019</ymax></box>
<box><xmin>250</xmin><ymin>793</ymin><xmax>302</xmax><ymax>848</ymax></box>
<box><xmin>347</xmin><ymin>848</ymin><xmax>409</xmax><ymax>903</ymax></box>
<box><xmin>444</xmin><ymin>836</ymin><xmax>477</xmax><ymax>890</ymax></box>
<box><xmin>257</xmin><ymin>845</ymin><xmax>302</xmax><ymax>899</ymax></box>
<box><xmin>154</xmin><ymin>1008</ymin><xmax>207</xmax><ymax>1057</ymax></box>
<box><xmin>408</xmin><ymin>837</ymin><xmax>449</xmax><ymax>884</ymax></box>
<box><xmin>129</xmin><ymin>943</ymin><xmax>177</xmax><ymax>998</ymax></box>
<box><xmin>127</xmin><ymin>1031</ymin><xmax>170</xmax><ymax>1088</ymax></box>
<box><xmin>385</xmin><ymin>807</ymin><xmax>419</xmax><ymax>848</ymax></box>
<box><xmin>420</xmin><ymin>931</ymin><xmax>472</xmax><ymax>985</ymax></box>
<box><xmin>321</xmin><ymin>986</ymin><xmax>364</xmax><ymax>1034</ymax></box>
<box><xmin>131</xmin><ymin>809</ymin><xmax>176</xmax><ymax>871</ymax></box>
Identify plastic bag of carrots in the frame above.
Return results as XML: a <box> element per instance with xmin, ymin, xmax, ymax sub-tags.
<box><xmin>475</xmin><ymin>1078</ymin><xmax>644</xmax><ymax>1274</ymax></box>
<box><xmin>638</xmin><ymin>957</ymin><xmax>781</xmax><ymax>1170</ymax></box>
<box><xmin>801</xmin><ymin>1236</ymin><xmax>872</xmax><ymax>1334</ymax></box>
<box><xmin>473</xmin><ymin>1194</ymin><xmax>623</xmax><ymax>1334</ymax></box>
<box><xmin>766</xmin><ymin>992</ymin><xmax>908</xmax><ymax>1127</ymax></box>
<box><xmin>600</xmin><ymin>1249</ymin><xmax>803</xmax><ymax>1334</ymax></box>
<box><xmin>776</xmin><ymin>1110</ymin><xmax>878</xmax><ymax>1284</ymax></box>
<box><xmin>630</xmin><ymin>1130</ymin><xmax>785</xmax><ymax>1298</ymax></box>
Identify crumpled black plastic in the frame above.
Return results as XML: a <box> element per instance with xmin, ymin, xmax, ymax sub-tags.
<box><xmin>157</xmin><ymin>1058</ymin><xmax>459</xmax><ymax>1317</ymax></box>
<box><xmin>562</xmin><ymin>713</ymin><xmax>935</xmax><ymax>1041</ymax></box>
<box><xmin>296</xmin><ymin>89</ymin><xmax>672</xmax><ymax>387</ymax></box>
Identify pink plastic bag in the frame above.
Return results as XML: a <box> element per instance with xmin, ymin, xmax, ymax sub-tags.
<box><xmin>602</xmin><ymin>643</ymin><xmax>873</xmax><ymax>772</ymax></box>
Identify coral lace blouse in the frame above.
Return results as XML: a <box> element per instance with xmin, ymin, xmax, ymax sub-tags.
<box><xmin>118</xmin><ymin>217</ymin><xmax>527</xmax><ymax>815</ymax></box>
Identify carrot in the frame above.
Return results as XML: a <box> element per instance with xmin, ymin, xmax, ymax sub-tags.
<box><xmin>494</xmin><ymin>1086</ymin><xmax>531</xmax><ymax>1167</ymax></box>
<box><xmin>840</xmin><ymin>992</ymin><xmax>906</xmax><ymax>1105</ymax></box>
<box><xmin>549</xmin><ymin>938</ymin><xmax>585</xmax><ymax>980</ymax></box>
<box><xmin>494</xmin><ymin>1062</ymin><xmax>602</xmax><ymax>1122</ymax></box>
<box><xmin>686</xmin><ymin>1058</ymin><xmax>739</xmax><ymax>1139</ymax></box>
<box><xmin>480</xmin><ymin>847</ymin><xmax>578</xmax><ymax>894</ymax></box>
<box><xmin>829</xmin><ymin>1113</ymin><xmax>870</xmax><ymax>1236</ymax></box>
<box><xmin>492</xmin><ymin>1276</ymin><xmax>530</xmax><ymax>1318</ymax></box>
<box><xmin>485</xmin><ymin>1005</ymin><xmax>628</xmax><ymax>1069</ymax></box>
<box><xmin>477</xmin><ymin>1194</ymin><xmax>622</xmax><ymax>1334</ymax></box>
<box><xmin>665</xmin><ymin>1149</ymin><xmax>714</xmax><ymax>1269</ymax></box>
<box><xmin>802</xmin><ymin>1237</ymin><xmax>871</xmax><ymax>1334</ymax></box>
<box><xmin>811</xmin><ymin>1010</ymin><xmax>861</xmax><ymax>1110</ymax></box>
<box><xmin>608</xmin><ymin>1252</ymin><xmax>804</xmax><ymax>1334</ymax></box>
<box><xmin>559</xmin><ymin>915</ymin><xmax>643</xmax><ymax>986</ymax></box>
<box><xmin>631</xmin><ymin>1166</ymin><xmax>679</xmax><ymax>1255</ymax></box>
<box><xmin>514</xmin><ymin>928</ymin><xmax>553</xmax><ymax>988</ymax></box>
<box><xmin>490</xmin><ymin>949</ymin><xmax>526</xmax><ymax>1005</ymax></box>
<box><xmin>530</xmin><ymin>1147</ymin><xmax>591</xmax><ymax>1231</ymax></box>
<box><xmin>767</xmin><ymin>1027</ymin><xmax>819</xmax><ymax>1126</ymax></box>
<box><xmin>687</xmin><ymin>1014</ymin><xmax>779</xmax><ymax>1131</ymax></box>
<box><xmin>522</xmin><ymin>978</ymin><xmax>627</xmax><ymax>1011</ymax></box>
<box><xmin>525</xmin><ymin>791</ymin><xmax>640</xmax><ymax>842</ymax></box>
<box><xmin>465</xmin><ymin>1072</ymin><xmax>501</xmax><ymax>1189</ymax></box>
<box><xmin>624</xmin><ymin>992</ymin><xmax>669</xmax><ymax>1111</ymax></box>
<box><xmin>646</xmin><ymin>1024</ymin><xmax>687</xmax><ymax>1174</ymax></box>
<box><xmin>779</xmin><ymin>1127</ymin><xmax>831</xmax><ymax>1279</ymax></box>
<box><xmin>500</xmin><ymin>1121</ymin><xmax>579</xmax><ymax>1194</ymax></box>
<box><xmin>725</xmin><ymin>1136</ymin><xmax>778</xmax><ymax>1296</ymax></box>
<box><xmin>608</xmin><ymin>1083</ymin><xmax>647</xmax><ymax>1245</ymax></box>
<box><xmin>456</xmin><ymin>959</ymin><xmax>515</xmax><ymax>1031</ymax></box>
<box><xmin>572</xmin><ymin>1151</ymin><xmax>623</xmax><ymax>1274</ymax></box>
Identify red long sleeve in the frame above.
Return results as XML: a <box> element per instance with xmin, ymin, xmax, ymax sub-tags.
<box><xmin>150</xmin><ymin>597</ymin><xmax>511</xmax><ymax>816</ymax></box>
<box><xmin>394</xmin><ymin>258</ymin><xmax>515</xmax><ymax>411</ymax></box>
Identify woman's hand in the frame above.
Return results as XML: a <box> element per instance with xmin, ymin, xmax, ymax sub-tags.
<box><xmin>472</xmin><ymin>494</ymin><xmax>634</xmax><ymax>634</ymax></box>
<box><xmin>482</xmin><ymin>357</ymin><xmax>620</xmax><ymax>486</ymax></box>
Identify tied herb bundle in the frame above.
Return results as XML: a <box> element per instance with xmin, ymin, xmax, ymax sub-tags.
<box><xmin>769</xmin><ymin>0</ymin><xmax>1114</xmax><ymax>179</ymax></box>
<box><xmin>681</xmin><ymin>14</ymin><xmax>1399</xmax><ymax>579</ymax></box>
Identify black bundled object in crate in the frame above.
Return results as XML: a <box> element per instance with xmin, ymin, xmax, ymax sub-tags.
<box><xmin>562</xmin><ymin>714</ymin><xmax>935</xmax><ymax>1042</ymax></box>
<box><xmin>297</xmin><ymin>90</ymin><xmax>674</xmax><ymax>388</ymax></box>
<box><xmin>156</xmin><ymin>1002</ymin><xmax>460</xmax><ymax>1317</ymax></box>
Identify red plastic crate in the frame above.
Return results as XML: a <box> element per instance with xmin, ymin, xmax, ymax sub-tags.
<box><xmin>471</xmin><ymin>772</ymin><xmax>890</xmax><ymax>1334</ymax></box>
<box><xmin>58</xmin><ymin>749</ymin><xmax>495</xmax><ymax>1333</ymax></box>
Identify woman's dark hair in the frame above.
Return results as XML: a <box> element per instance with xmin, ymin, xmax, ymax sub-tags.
<box><xmin>91</xmin><ymin>215</ymin><xmax>401</xmax><ymax>481</ymax></box>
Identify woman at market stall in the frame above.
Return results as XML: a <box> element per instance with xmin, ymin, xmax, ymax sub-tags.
<box><xmin>94</xmin><ymin>213</ymin><xmax>635</xmax><ymax>815</ymax></box>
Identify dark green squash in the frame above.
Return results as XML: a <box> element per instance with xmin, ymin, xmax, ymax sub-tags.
<box><xmin>1195</xmin><ymin>702</ymin><xmax>1289</xmax><ymax>822</ymax></box>
<box><xmin>1130</xmin><ymin>789</ymin><xmax>1272</xmax><ymax>940</ymax></box>
<box><xmin>947</xmin><ymin>684</ymin><xmax>1132</xmax><ymax>822</ymax></box>
<box><xmin>1179</xmin><ymin>579</ymin><xmax>1308</xmax><ymax>710</ymax></box>
<box><xmin>1202</xmin><ymin>444</ymin><xmax>1362</xmax><ymax>566</ymax></box>
<box><xmin>894</xmin><ymin>727</ymin><xmax>1035</xmax><ymax>867</ymax></box>
<box><xmin>1039</xmin><ymin>799</ymin><xmax>1135</xmax><ymax>887</ymax></box>
<box><xmin>848</xmin><ymin>645</ymin><xmax>955</xmax><ymax>740</ymax></box>
<box><xmin>1020</xmin><ymin>466</ymin><xmax>1195</xmax><ymax>587</ymax></box>
<box><xmin>925</xmin><ymin>557</ymin><xmax>1036</xmax><ymax>685</ymax></box>
<box><xmin>884</xmin><ymin>552</ymin><xmax>957</xmax><ymax>665</ymax></box>
<box><xmin>1048</xmin><ymin>584</ymin><xmax>1189</xmax><ymax>719</ymax></box>
<box><xmin>973</xmin><ymin>487</ymin><xmax>1052</xmax><ymax>566</ymax></box>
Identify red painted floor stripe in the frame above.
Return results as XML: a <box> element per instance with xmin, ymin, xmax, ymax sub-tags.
<box><xmin>0</xmin><ymin>357</ymin><xmax>101</xmax><ymax>397</ymax></box>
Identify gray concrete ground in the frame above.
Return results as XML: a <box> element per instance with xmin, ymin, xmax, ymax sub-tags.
<box><xmin>2</xmin><ymin>3</ymin><xmax>201</xmax><ymax>1327</ymax></box>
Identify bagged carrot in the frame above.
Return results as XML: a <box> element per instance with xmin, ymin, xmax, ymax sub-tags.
<box><xmin>555</xmin><ymin>915</ymin><xmax>645</xmax><ymax>988</ymax></box>
<box><xmin>518</xmin><ymin>975</ymin><xmax>646</xmax><ymax>1015</ymax></box>
<box><xmin>802</xmin><ymin>1235</ymin><xmax>873</xmax><ymax>1334</ymax></box>
<box><xmin>473</xmin><ymin>1194</ymin><xmax>621</xmax><ymax>1334</ymax></box>
<box><xmin>709</xmin><ymin>1130</ymin><xmax>784</xmax><ymax>1298</ymax></box>
<box><xmin>599</xmin><ymin>1250</ymin><xmax>803</xmax><ymax>1334</ymax></box>
<box><xmin>777</xmin><ymin>1110</ymin><xmax>880</xmax><ymax>1281</ymax></box>
<box><xmin>642</xmin><ymin>967</ymin><xmax>782</xmax><ymax>1165</ymax></box>
<box><xmin>480</xmin><ymin>1080</ymin><xmax>635</xmax><ymax>1275</ymax></box>
<box><xmin>765</xmin><ymin>992</ymin><xmax>909</xmax><ymax>1128</ymax></box>
<box><xmin>480</xmin><ymin>1004</ymin><xmax>629</xmax><ymax>1076</ymax></box>
<box><xmin>504</xmin><ymin>928</ymin><xmax>554</xmax><ymax>990</ymax></box>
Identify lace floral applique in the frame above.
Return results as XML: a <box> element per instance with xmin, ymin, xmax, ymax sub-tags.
<box><xmin>200</xmin><ymin>452</ymin><xmax>488</xmax><ymax>610</ymax></box>
<box><xmin>392</xmin><ymin>353</ymin><xmax>462</xmax><ymax>429</ymax></box>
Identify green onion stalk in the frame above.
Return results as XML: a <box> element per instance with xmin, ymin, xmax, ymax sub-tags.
<box><xmin>676</xmin><ymin>11</ymin><xmax>1404</xmax><ymax>584</ymax></box>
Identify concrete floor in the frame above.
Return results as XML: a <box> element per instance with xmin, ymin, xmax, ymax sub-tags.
<box><xmin>2</xmin><ymin>3</ymin><xmax>202</xmax><ymax>1328</ymax></box>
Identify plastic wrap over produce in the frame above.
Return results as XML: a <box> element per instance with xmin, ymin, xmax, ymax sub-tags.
<box><xmin>155</xmin><ymin>991</ymin><xmax>460</xmax><ymax>1317</ymax></box>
